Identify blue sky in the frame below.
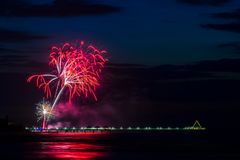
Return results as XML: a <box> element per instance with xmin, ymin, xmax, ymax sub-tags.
<box><xmin>2</xmin><ymin>1</ymin><xmax>240</xmax><ymax>128</ymax></box>
<box><xmin>1</xmin><ymin>0</ymin><xmax>240</xmax><ymax>65</ymax></box>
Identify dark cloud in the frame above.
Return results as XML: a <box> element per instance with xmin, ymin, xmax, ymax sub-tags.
<box><xmin>0</xmin><ymin>54</ymin><xmax>29</xmax><ymax>68</ymax></box>
<box><xmin>212</xmin><ymin>9</ymin><xmax>240</xmax><ymax>20</ymax></box>
<box><xmin>218</xmin><ymin>42</ymin><xmax>240</xmax><ymax>48</ymax></box>
<box><xmin>0</xmin><ymin>54</ymin><xmax>28</xmax><ymax>61</ymax></box>
<box><xmin>0</xmin><ymin>47</ymin><xmax>25</xmax><ymax>54</ymax></box>
<box><xmin>201</xmin><ymin>8</ymin><xmax>240</xmax><ymax>33</ymax></box>
<box><xmin>0</xmin><ymin>47</ymin><xmax>49</xmax><ymax>72</ymax></box>
<box><xmin>0</xmin><ymin>45</ymin><xmax>47</xmax><ymax>54</ymax></box>
<box><xmin>176</xmin><ymin>0</ymin><xmax>232</xmax><ymax>6</ymax></box>
<box><xmin>107</xmin><ymin>63</ymin><xmax>147</xmax><ymax>68</ymax></box>
<box><xmin>0</xmin><ymin>28</ymin><xmax>49</xmax><ymax>42</ymax></box>
<box><xmin>0</xmin><ymin>54</ymin><xmax>29</xmax><ymax>65</ymax></box>
<box><xmin>0</xmin><ymin>54</ymin><xmax>48</xmax><ymax>73</ymax></box>
<box><xmin>190</xmin><ymin>58</ymin><xmax>240</xmax><ymax>72</ymax></box>
<box><xmin>201</xmin><ymin>23</ymin><xmax>240</xmax><ymax>33</ymax></box>
<box><xmin>0</xmin><ymin>0</ymin><xmax>122</xmax><ymax>17</ymax></box>
<box><xmin>217</xmin><ymin>42</ymin><xmax>240</xmax><ymax>54</ymax></box>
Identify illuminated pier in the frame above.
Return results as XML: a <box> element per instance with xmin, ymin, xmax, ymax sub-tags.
<box><xmin>25</xmin><ymin>120</ymin><xmax>206</xmax><ymax>133</ymax></box>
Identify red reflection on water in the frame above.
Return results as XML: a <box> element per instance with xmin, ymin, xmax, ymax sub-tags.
<box><xmin>25</xmin><ymin>132</ymin><xmax>110</xmax><ymax>159</ymax></box>
<box><xmin>38</xmin><ymin>142</ymin><xmax>106</xmax><ymax>159</ymax></box>
<box><xmin>39</xmin><ymin>132</ymin><xmax>110</xmax><ymax>142</ymax></box>
<box><xmin>45</xmin><ymin>132</ymin><xmax>109</xmax><ymax>136</ymax></box>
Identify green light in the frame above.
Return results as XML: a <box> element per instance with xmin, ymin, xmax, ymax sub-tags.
<box><xmin>26</xmin><ymin>120</ymin><xmax>206</xmax><ymax>132</ymax></box>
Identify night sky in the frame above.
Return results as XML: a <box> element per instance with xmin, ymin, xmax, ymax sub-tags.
<box><xmin>1</xmin><ymin>0</ymin><xmax>240</xmax><ymax>132</ymax></box>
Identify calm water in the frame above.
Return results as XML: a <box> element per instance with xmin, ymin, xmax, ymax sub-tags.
<box><xmin>25</xmin><ymin>141</ymin><xmax>109</xmax><ymax>159</ymax></box>
<box><xmin>1</xmin><ymin>131</ymin><xmax>240</xmax><ymax>159</ymax></box>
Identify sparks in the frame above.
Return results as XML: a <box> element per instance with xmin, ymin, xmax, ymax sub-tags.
<box><xmin>36</xmin><ymin>100</ymin><xmax>54</xmax><ymax>129</ymax></box>
<box><xmin>28</xmin><ymin>41</ymin><xmax>107</xmax><ymax>125</ymax></box>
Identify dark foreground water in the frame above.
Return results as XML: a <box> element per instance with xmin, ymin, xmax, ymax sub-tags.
<box><xmin>1</xmin><ymin>131</ymin><xmax>240</xmax><ymax>159</ymax></box>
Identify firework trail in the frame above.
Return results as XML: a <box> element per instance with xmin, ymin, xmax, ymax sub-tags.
<box><xmin>36</xmin><ymin>100</ymin><xmax>53</xmax><ymax>129</ymax></box>
<box><xmin>28</xmin><ymin>41</ymin><xmax>107</xmax><ymax>126</ymax></box>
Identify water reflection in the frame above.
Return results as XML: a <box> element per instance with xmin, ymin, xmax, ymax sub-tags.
<box><xmin>25</xmin><ymin>142</ymin><xmax>108</xmax><ymax>159</ymax></box>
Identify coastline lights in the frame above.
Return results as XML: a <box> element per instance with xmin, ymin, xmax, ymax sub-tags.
<box><xmin>26</xmin><ymin>120</ymin><xmax>206</xmax><ymax>132</ymax></box>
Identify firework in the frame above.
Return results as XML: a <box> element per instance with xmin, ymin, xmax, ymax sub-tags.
<box><xmin>36</xmin><ymin>100</ymin><xmax>54</xmax><ymax>129</ymax></box>
<box><xmin>28</xmin><ymin>41</ymin><xmax>107</xmax><ymax>123</ymax></box>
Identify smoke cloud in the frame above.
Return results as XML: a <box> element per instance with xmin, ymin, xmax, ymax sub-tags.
<box><xmin>48</xmin><ymin>102</ymin><xmax>120</xmax><ymax>128</ymax></box>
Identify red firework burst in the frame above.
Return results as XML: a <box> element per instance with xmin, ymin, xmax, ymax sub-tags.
<box><xmin>28</xmin><ymin>41</ymin><xmax>107</xmax><ymax>112</ymax></box>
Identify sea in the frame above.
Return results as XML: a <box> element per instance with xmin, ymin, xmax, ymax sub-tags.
<box><xmin>0</xmin><ymin>130</ymin><xmax>239</xmax><ymax>160</ymax></box>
